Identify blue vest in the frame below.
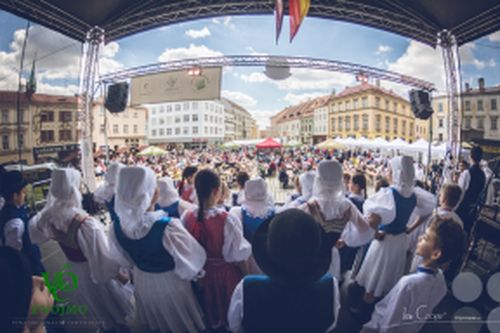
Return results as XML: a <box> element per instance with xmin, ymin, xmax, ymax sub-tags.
<box><xmin>114</xmin><ymin>217</ymin><xmax>175</xmax><ymax>273</ymax></box>
<box><xmin>105</xmin><ymin>196</ymin><xmax>120</xmax><ymax>224</ymax></box>
<box><xmin>0</xmin><ymin>203</ymin><xmax>44</xmax><ymax>275</ymax></box>
<box><xmin>242</xmin><ymin>208</ymin><xmax>275</xmax><ymax>242</ymax></box>
<box><xmin>379</xmin><ymin>188</ymin><xmax>416</xmax><ymax>235</ymax></box>
<box><xmin>348</xmin><ymin>195</ymin><xmax>364</xmax><ymax>213</ymax></box>
<box><xmin>155</xmin><ymin>201</ymin><xmax>180</xmax><ymax>218</ymax></box>
<box><xmin>243</xmin><ymin>274</ymin><xmax>334</xmax><ymax>333</ymax></box>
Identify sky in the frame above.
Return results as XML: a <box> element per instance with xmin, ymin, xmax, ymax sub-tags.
<box><xmin>1</xmin><ymin>10</ymin><xmax>500</xmax><ymax>129</ymax></box>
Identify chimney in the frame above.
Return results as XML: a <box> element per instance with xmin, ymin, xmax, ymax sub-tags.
<box><xmin>465</xmin><ymin>82</ymin><xmax>470</xmax><ymax>91</ymax></box>
<box><xmin>478</xmin><ymin>78</ymin><xmax>485</xmax><ymax>91</ymax></box>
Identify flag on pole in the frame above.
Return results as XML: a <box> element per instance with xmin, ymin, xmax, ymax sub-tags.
<box><xmin>275</xmin><ymin>0</ymin><xmax>284</xmax><ymax>44</ymax></box>
<box><xmin>289</xmin><ymin>0</ymin><xmax>311</xmax><ymax>42</ymax></box>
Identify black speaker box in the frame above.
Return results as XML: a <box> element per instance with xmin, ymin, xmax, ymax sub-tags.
<box><xmin>409</xmin><ymin>89</ymin><xmax>433</xmax><ymax>120</ymax></box>
<box><xmin>105</xmin><ymin>82</ymin><xmax>129</xmax><ymax>113</ymax></box>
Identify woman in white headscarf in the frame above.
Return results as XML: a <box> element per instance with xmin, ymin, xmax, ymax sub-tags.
<box><xmin>156</xmin><ymin>176</ymin><xmax>196</xmax><ymax>218</ymax></box>
<box><xmin>109</xmin><ymin>166</ymin><xmax>206</xmax><ymax>333</ymax></box>
<box><xmin>229</xmin><ymin>178</ymin><xmax>275</xmax><ymax>274</ymax></box>
<box><xmin>28</xmin><ymin>168</ymin><xmax>134</xmax><ymax>331</ymax></box>
<box><xmin>299</xmin><ymin>160</ymin><xmax>372</xmax><ymax>281</ymax></box>
<box><xmin>355</xmin><ymin>155</ymin><xmax>436</xmax><ymax>303</ymax></box>
<box><xmin>94</xmin><ymin>162</ymin><xmax>124</xmax><ymax>223</ymax></box>
<box><xmin>280</xmin><ymin>170</ymin><xmax>316</xmax><ymax>211</ymax></box>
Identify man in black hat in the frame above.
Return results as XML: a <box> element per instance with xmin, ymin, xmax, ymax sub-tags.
<box><xmin>0</xmin><ymin>171</ymin><xmax>44</xmax><ymax>275</ymax></box>
<box><xmin>228</xmin><ymin>209</ymin><xmax>339</xmax><ymax>333</ymax></box>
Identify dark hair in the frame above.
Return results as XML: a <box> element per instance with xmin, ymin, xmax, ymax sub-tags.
<box><xmin>441</xmin><ymin>183</ymin><xmax>462</xmax><ymax>208</ymax></box>
<box><xmin>375</xmin><ymin>177</ymin><xmax>390</xmax><ymax>192</ymax></box>
<box><xmin>351</xmin><ymin>173</ymin><xmax>367</xmax><ymax>199</ymax></box>
<box><xmin>470</xmin><ymin>146</ymin><xmax>483</xmax><ymax>163</ymax></box>
<box><xmin>178</xmin><ymin>166</ymin><xmax>198</xmax><ymax>195</ymax></box>
<box><xmin>236</xmin><ymin>171</ymin><xmax>250</xmax><ymax>188</ymax></box>
<box><xmin>195</xmin><ymin>169</ymin><xmax>220</xmax><ymax>222</ymax></box>
<box><xmin>429</xmin><ymin>216</ymin><xmax>466</xmax><ymax>265</ymax></box>
<box><xmin>343</xmin><ymin>172</ymin><xmax>351</xmax><ymax>183</ymax></box>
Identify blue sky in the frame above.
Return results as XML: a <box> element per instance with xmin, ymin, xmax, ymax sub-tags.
<box><xmin>1</xmin><ymin>10</ymin><xmax>499</xmax><ymax>128</ymax></box>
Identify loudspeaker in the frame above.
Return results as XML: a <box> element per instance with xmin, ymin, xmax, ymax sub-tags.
<box><xmin>409</xmin><ymin>89</ymin><xmax>433</xmax><ymax>120</ymax></box>
<box><xmin>105</xmin><ymin>82</ymin><xmax>129</xmax><ymax>113</ymax></box>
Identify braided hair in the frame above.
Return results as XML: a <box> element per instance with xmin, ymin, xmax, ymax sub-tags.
<box><xmin>352</xmin><ymin>172</ymin><xmax>367</xmax><ymax>199</ymax></box>
<box><xmin>195</xmin><ymin>169</ymin><xmax>221</xmax><ymax>222</ymax></box>
<box><xmin>178</xmin><ymin>166</ymin><xmax>198</xmax><ymax>195</ymax></box>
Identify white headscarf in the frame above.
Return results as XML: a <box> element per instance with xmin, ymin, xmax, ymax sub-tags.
<box><xmin>312</xmin><ymin>160</ymin><xmax>347</xmax><ymax>218</ymax></box>
<box><xmin>37</xmin><ymin>168</ymin><xmax>86</xmax><ymax>231</ymax></box>
<box><xmin>115</xmin><ymin>166</ymin><xmax>158</xmax><ymax>237</ymax></box>
<box><xmin>242</xmin><ymin>177</ymin><xmax>274</xmax><ymax>218</ymax></box>
<box><xmin>157</xmin><ymin>176</ymin><xmax>179</xmax><ymax>207</ymax></box>
<box><xmin>298</xmin><ymin>171</ymin><xmax>316</xmax><ymax>201</ymax></box>
<box><xmin>94</xmin><ymin>162</ymin><xmax>124</xmax><ymax>203</ymax></box>
<box><xmin>391</xmin><ymin>156</ymin><xmax>415</xmax><ymax>198</ymax></box>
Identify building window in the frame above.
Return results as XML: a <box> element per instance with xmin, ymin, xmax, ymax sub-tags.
<box><xmin>345</xmin><ymin>116</ymin><xmax>351</xmax><ymax>131</ymax></box>
<box><xmin>100</xmin><ymin>124</ymin><xmax>105</xmax><ymax>134</ymax></box>
<box><xmin>41</xmin><ymin>110</ymin><xmax>54</xmax><ymax>122</ymax></box>
<box><xmin>393</xmin><ymin>102</ymin><xmax>398</xmax><ymax>113</ymax></box>
<box><xmin>385</xmin><ymin>116</ymin><xmax>390</xmax><ymax>133</ymax></box>
<box><xmin>353</xmin><ymin>115</ymin><xmax>359</xmax><ymax>131</ymax></box>
<box><xmin>175</xmin><ymin>116</ymin><xmax>181</xmax><ymax>123</ymax></box>
<box><xmin>159</xmin><ymin>128</ymin><xmax>165</xmax><ymax>136</ymax></box>
<box><xmin>59</xmin><ymin>111</ymin><xmax>72</xmax><ymax>122</ymax></box>
<box><xmin>152</xmin><ymin>129</ymin><xmax>157</xmax><ymax>137</ymax></box>
<box><xmin>41</xmin><ymin>130</ymin><xmax>54</xmax><ymax>143</ymax></box>
<box><xmin>166</xmin><ymin>105</ymin><xmax>172</xmax><ymax>112</ymax></box>
<box><xmin>59</xmin><ymin>130</ymin><xmax>72</xmax><ymax>141</ymax></box>
<box><xmin>409</xmin><ymin>122</ymin><xmax>414</xmax><ymax>136</ymax></box>
<box><xmin>159</xmin><ymin>106</ymin><xmax>165</xmax><ymax>114</ymax></box>
<box><xmin>402</xmin><ymin>120</ymin><xmax>407</xmax><ymax>135</ymax></box>
<box><xmin>183</xmin><ymin>102</ymin><xmax>189</xmax><ymax>111</ymax></box>
<box><xmin>209</xmin><ymin>115</ymin><xmax>213</xmax><ymax>123</ymax></box>
<box><xmin>338</xmin><ymin>116</ymin><xmax>343</xmax><ymax>131</ymax></box>
<box><xmin>166</xmin><ymin>128</ymin><xmax>172</xmax><ymax>136</ymax></box>
<box><xmin>464</xmin><ymin>117</ymin><xmax>471</xmax><ymax>129</ymax></box>
<box><xmin>492</xmin><ymin>99</ymin><xmax>498</xmax><ymax>111</ymax></box>
<box><xmin>385</xmin><ymin>99</ymin><xmax>390</xmax><ymax>111</ymax></box>
<box><xmin>465</xmin><ymin>100</ymin><xmax>471</xmax><ymax>111</ymax></box>
<box><xmin>362</xmin><ymin>114</ymin><xmax>369</xmax><ymax>131</ymax></box>
<box><xmin>491</xmin><ymin>116</ymin><xmax>498</xmax><ymax>130</ymax></box>
<box><xmin>205</xmin><ymin>126</ymin><xmax>208</xmax><ymax>134</ymax></box>
<box><xmin>192</xmin><ymin>114</ymin><xmax>198</xmax><ymax>122</ymax></box>
<box><xmin>159</xmin><ymin>118</ymin><xmax>165</xmax><ymax>125</ymax></box>
<box><xmin>375</xmin><ymin>115</ymin><xmax>381</xmax><ymax>131</ymax></box>
<box><xmin>331</xmin><ymin>118</ymin><xmax>336</xmax><ymax>132</ymax></box>
<box><xmin>478</xmin><ymin>100</ymin><xmax>484</xmax><ymax>112</ymax></box>
<box><xmin>183</xmin><ymin>127</ymin><xmax>189</xmax><ymax>135</ymax></box>
<box><xmin>123</xmin><ymin>125</ymin><xmax>129</xmax><ymax>134</ymax></box>
<box><xmin>393</xmin><ymin>118</ymin><xmax>398</xmax><ymax>133</ymax></box>
<box><xmin>1</xmin><ymin>110</ymin><xmax>8</xmax><ymax>123</ymax></box>
<box><xmin>192</xmin><ymin>102</ymin><xmax>199</xmax><ymax>110</ymax></box>
<box><xmin>438</xmin><ymin>103</ymin><xmax>443</xmax><ymax>113</ymax></box>
<box><xmin>345</xmin><ymin>101</ymin><xmax>351</xmax><ymax>110</ymax></box>
<box><xmin>151</xmin><ymin>108</ymin><xmax>157</xmax><ymax>115</ymax></box>
<box><xmin>2</xmin><ymin>134</ymin><xmax>9</xmax><ymax>150</ymax></box>
<box><xmin>204</xmin><ymin>114</ymin><xmax>208</xmax><ymax>122</ymax></box>
<box><xmin>113</xmin><ymin>125</ymin><xmax>119</xmax><ymax>133</ymax></box>
<box><xmin>175</xmin><ymin>128</ymin><xmax>180</xmax><ymax>135</ymax></box>
<box><xmin>174</xmin><ymin>104</ymin><xmax>181</xmax><ymax>112</ymax></box>
<box><xmin>438</xmin><ymin>118</ymin><xmax>444</xmax><ymax>128</ymax></box>
<box><xmin>133</xmin><ymin>125</ymin><xmax>138</xmax><ymax>133</ymax></box>
<box><xmin>353</xmin><ymin>99</ymin><xmax>358</xmax><ymax>110</ymax></box>
<box><xmin>362</xmin><ymin>97</ymin><xmax>368</xmax><ymax>108</ymax></box>
<box><xmin>183</xmin><ymin>114</ymin><xmax>190</xmax><ymax>122</ymax></box>
<box><xmin>477</xmin><ymin>117</ymin><xmax>484</xmax><ymax>129</ymax></box>
<box><xmin>193</xmin><ymin>127</ymin><xmax>198</xmax><ymax>134</ymax></box>
<box><xmin>375</xmin><ymin>97</ymin><xmax>380</xmax><ymax>108</ymax></box>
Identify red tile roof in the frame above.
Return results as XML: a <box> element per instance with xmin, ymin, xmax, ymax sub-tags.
<box><xmin>335</xmin><ymin>82</ymin><xmax>407</xmax><ymax>102</ymax></box>
<box><xmin>0</xmin><ymin>90</ymin><xmax>78</xmax><ymax>105</ymax></box>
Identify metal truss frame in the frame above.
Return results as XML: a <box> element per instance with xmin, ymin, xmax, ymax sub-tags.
<box><xmin>100</xmin><ymin>55</ymin><xmax>434</xmax><ymax>91</ymax></box>
<box><xmin>78</xmin><ymin>27</ymin><xmax>103</xmax><ymax>191</ymax></box>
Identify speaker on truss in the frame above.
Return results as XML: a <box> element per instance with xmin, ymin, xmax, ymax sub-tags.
<box><xmin>105</xmin><ymin>82</ymin><xmax>129</xmax><ymax>113</ymax></box>
<box><xmin>409</xmin><ymin>89</ymin><xmax>433</xmax><ymax>120</ymax></box>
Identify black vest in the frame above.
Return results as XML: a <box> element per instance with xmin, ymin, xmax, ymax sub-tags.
<box><xmin>462</xmin><ymin>164</ymin><xmax>486</xmax><ymax>207</ymax></box>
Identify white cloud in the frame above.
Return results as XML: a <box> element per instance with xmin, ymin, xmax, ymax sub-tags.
<box><xmin>102</xmin><ymin>42</ymin><xmax>120</xmax><ymax>58</ymax></box>
<box><xmin>459</xmin><ymin>43</ymin><xmax>495</xmax><ymax>70</ymax></box>
<box><xmin>185</xmin><ymin>27</ymin><xmax>211</xmax><ymax>39</ymax></box>
<box><xmin>240</xmin><ymin>72</ymin><xmax>268</xmax><ymax>83</ymax></box>
<box><xmin>246</xmin><ymin>109</ymin><xmax>280</xmax><ymax>129</ymax></box>
<box><xmin>282</xmin><ymin>92</ymin><xmax>327</xmax><ymax>105</ymax></box>
<box><xmin>246</xmin><ymin>46</ymin><xmax>267</xmax><ymax>56</ymax></box>
<box><xmin>488</xmin><ymin>31</ymin><xmax>500</xmax><ymax>42</ymax></box>
<box><xmin>489</xmin><ymin>59</ymin><xmax>497</xmax><ymax>67</ymax></box>
<box><xmin>158</xmin><ymin>44</ymin><xmax>223</xmax><ymax>62</ymax></box>
<box><xmin>222</xmin><ymin>90</ymin><xmax>257</xmax><ymax>108</ymax></box>
<box><xmin>212</xmin><ymin>17</ymin><xmax>236</xmax><ymax>30</ymax></box>
<box><xmin>376</xmin><ymin>45</ymin><xmax>392</xmax><ymax>55</ymax></box>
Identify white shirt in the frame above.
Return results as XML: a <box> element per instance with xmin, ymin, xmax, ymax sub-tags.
<box><xmin>361</xmin><ymin>268</ymin><xmax>447</xmax><ymax>333</ymax></box>
<box><xmin>2</xmin><ymin>218</ymin><xmax>24</xmax><ymax>250</ymax></box>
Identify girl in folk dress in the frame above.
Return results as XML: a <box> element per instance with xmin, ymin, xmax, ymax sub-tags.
<box><xmin>156</xmin><ymin>176</ymin><xmax>195</xmax><ymax>218</ymax></box>
<box><xmin>94</xmin><ymin>162</ymin><xmax>124</xmax><ymax>224</ymax></box>
<box><xmin>178</xmin><ymin>166</ymin><xmax>198</xmax><ymax>203</ymax></box>
<box><xmin>280</xmin><ymin>170</ymin><xmax>316</xmax><ymax>211</ymax></box>
<box><xmin>356</xmin><ymin>156</ymin><xmax>435</xmax><ymax>303</ymax></box>
<box><xmin>110</xmin><ymin>166</ymin><xmax>206</xmax><ymax>333</ymax></box>
<box><xmin>299</xmin><ymin>160</ymin><xmax>372</xmax><ymax>281</ymax></box>
<box><xmin>29</xmin><ymin>168</ymin><xmax>134</xmax><ymax>332</ymax></box>
<box><xmin>183</xmin><ymin>169</ymin><xmax>251</xmax><ymax>330</ymax></box>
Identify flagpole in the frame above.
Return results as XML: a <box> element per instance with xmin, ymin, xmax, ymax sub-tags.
<box><xmin>17</xmin><ymin>21</ymin><xmax>30</xmax><ymax>168</ymax></box>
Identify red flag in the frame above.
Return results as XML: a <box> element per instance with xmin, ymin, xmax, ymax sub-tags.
<box><xmin>290</xmin><ymin>0</ymin><xmax>310</xmax><ymax>42</ymax></box>
<box><xmin>275</xmin><ymin>0</ymin><xmax>284</xmax><ymax>44</ymax></box>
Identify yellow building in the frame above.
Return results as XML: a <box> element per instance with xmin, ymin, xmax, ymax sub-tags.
<box><xmin>328</xmin><ymin>82</ymin><xmax>427</xmax><ymax>142</ymax></box>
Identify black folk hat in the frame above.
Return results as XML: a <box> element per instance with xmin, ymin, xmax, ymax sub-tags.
<box><xmin>0</xmin><ymin>171</ymin><xmax>28</xmax><ymax>198</ymax></box>
<box><xmin>252</xmin><ymin>208</ymin><xmax>332</xmax><ymax>284</ymax></box>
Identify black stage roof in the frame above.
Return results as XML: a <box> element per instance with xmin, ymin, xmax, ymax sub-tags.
<box><xmin>1</xmin><ymin>0</ymin><xmax>499</xmax><ymax>46</ymax></box>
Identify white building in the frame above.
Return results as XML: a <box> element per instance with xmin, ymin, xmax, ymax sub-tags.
<box><xmin>147</xmin><ymin>100</ymin><xmax>225</xmax><ymax>148</ymax></box>
<box><xmin>313</xmin><ymin>103</ymin><xmax>330</xmax><ymax>144</ymax></box>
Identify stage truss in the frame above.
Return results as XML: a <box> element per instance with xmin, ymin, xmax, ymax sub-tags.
<box><xmin>100</xmin><ymin>55</ymin><xmax>435</xmax><ymax>91</ymax></box>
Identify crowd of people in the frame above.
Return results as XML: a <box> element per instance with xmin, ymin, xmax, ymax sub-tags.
<box><xmin>0</xmin><ymin>144</ymin><xmax>496</xmax><ymax>333</ymax></box>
